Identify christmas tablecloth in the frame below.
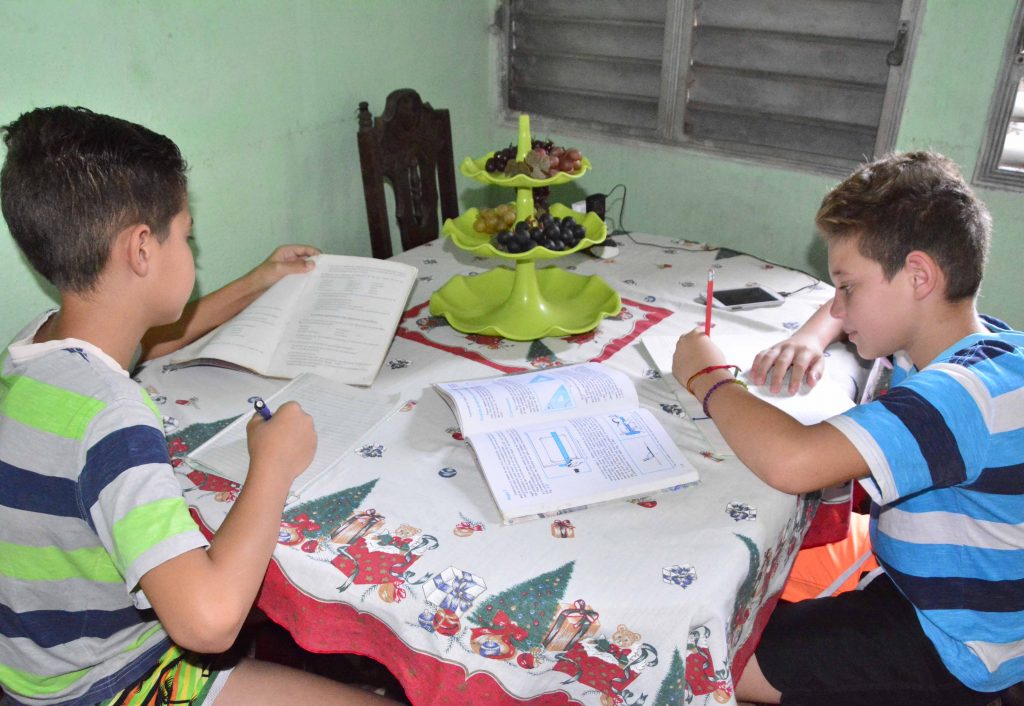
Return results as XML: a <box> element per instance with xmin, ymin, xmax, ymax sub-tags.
<box><xmin>138</xmin><ymin>233</ymin><xmax>867</xmax><ymax>706</ymax></box>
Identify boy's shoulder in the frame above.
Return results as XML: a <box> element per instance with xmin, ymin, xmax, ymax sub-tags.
<box><xmin>3</xmin><ymin>311</ymin><xmax>159</xmax><ymax>434</ymax></box>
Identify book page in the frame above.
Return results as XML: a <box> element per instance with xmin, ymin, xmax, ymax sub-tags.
<box><xmin>434</xmin><ymin>362</ymin><xmax>639</xmax><ymax>436</ymax></box>
<box><xmin>186</xmin><ymin>373</ymin><xmax>400</xmax><ymax>496</ymax></box>
<box><xmin>168</xmin><ymin>254</ymin><xmax>417</xmax><ymax>385</ymax></box>
<box><xmin>640</xmin><ymin>334</ymin><xmax>856</xmax><ymax>454</ymax></box>
<box><xmin>468</xmin><ymin>407</ymin><xmax>699</xmax><ymax>523</ymax></box>
<box><xmin>268</xmin><ymin>256</ymin><xmax>417</xmax><ymax>385</ymax></box>
<box><xmin>167</xmin><ymin>269</ymin><xmax>310</xmax><ymax>374</ymax></box>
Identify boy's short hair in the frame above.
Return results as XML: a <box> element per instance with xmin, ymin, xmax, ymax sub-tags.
<box><xmin>815</xmin><ymin>151</ymin><xmax>991</xmax><ymax>301</ymax></box>
<box><xmin>1</xmin><ymin>106</ymin><xmax>188</xmax><ymax>292</ymax></box>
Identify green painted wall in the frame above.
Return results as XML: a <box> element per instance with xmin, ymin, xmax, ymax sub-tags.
<box><xmin>0</xmin><ymin>0</ymin><xmax>493</xmax><ymax>342</ymax></box>
<box><xmin>2</xmin><ymin>1</ymin><xmax>1022</xmax><ymax>344</ymax></box>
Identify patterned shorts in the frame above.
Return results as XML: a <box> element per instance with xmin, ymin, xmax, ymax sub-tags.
<box><xmin>100</xmin><ymin>646</ymin><xmax>232</xmax><ymax>706</ymax></box>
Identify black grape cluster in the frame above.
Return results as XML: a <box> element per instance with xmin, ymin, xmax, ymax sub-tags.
<box><xmin>493</xmin><ymin>213</ymin><xmax>587</xmax><ymax>254</ymax></box>
<box><xmin>484</xmin><ymin>145</ymin><xmax>518</xmax><ymax>173</ymax></box>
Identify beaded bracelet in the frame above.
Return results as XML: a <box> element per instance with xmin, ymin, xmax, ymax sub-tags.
<box><xmin>702</xmin><ymin>378</ymin><xmax>749</xmax><ymax>417</ymax></box>
<box><xmin>686</xmin><ymin>364</ymin><xmax>740</xmax><ymax>396</ymax></box>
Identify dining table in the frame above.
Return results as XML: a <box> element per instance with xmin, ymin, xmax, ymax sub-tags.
<box><xmin>136</xmin><ymin>231</ymin><xmax>868</xmax><ymax>706</ymax></box>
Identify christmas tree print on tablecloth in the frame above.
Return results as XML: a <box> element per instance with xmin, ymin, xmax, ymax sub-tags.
<box><xmin>526</xmin><ymin>339</ymin><xmax>561</xmax><ymax>368</ymax></box>
<box><xmin>728</xmin><ymin>533</ymin><xmax>760</xmax><ymax>651</ymax></box>
<box><xmin>170</xmin><ymin>417</ymin><xmax>244</xmax><ymax>500</ymax></box>
<box><xmin>167</xmin><ymin>416</ymin><xmax>240</xmax><ymax>461</ymax></box>
<box><xmin>281</xmin><ymin>480</ymin><xmax>379</xmax><ymax>543</ymax></box>
<box><xmin>653</xmin><ymin>648</ymin><xmax>688</xmax><ymax>706</ymax></box>
<box><xmin>468</xmin><ymin>561</ymin><xmax>574</xmax><ymax>651</ymax></box>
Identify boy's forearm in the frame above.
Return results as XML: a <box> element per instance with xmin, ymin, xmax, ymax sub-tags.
<box><xmin>797</xmin><ymin>298</ymin><xmax>846</xmax><ymax>348</ymax></box>
<box><xmin>692</xmin><ymin>371</ymin><xmax>867</xmax><ymax>493</ymax></box>
<box><xmin>204</xmin><ymin>465</ymin><xmax>294</xmax><ymax>617</ymax></box>
<box><xmin>139</xmin><ymin>267</ymin><xmax>270</xmax><ymax>361</ymax></box>
<box><xmin>139</xmin><ymin>465</ymin><xmax>293</xmax><ymax>653</ymax></box>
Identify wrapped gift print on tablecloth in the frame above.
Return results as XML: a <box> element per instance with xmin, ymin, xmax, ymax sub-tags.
<box><xmin>550</xmin><ymin>519</ymin><xmax>575</xmax><ymax>538</ymax></box>
<box><xmin>330</xmin><ymin>508</ymin><xmax>386</xmax><ymax>546</ymax></box>
<box><xmin>422</xmin><ymin>566</ymin><xmax>486</xmax><ymax>617</ymax></box>
<box><xmin>542</xmin><ymin>599</ymin><xmax>600</xmax><ymax>651</ymax></box>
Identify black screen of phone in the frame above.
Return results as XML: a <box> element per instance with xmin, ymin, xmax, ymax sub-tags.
<box><xmin>714</xmin><ymin>287</ymin><xmax>779</xmax><ymax>307</ymax></box>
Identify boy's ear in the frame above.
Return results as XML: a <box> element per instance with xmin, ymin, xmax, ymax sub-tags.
<box><xmin>904</xmin><ymin>250</ymin><xmax>941</xmax><ymax>300</ymax></box>
<box><xmin>122</xmin><ymin>224</ymin><xmax>154</xmax><ymax>277</ymax></box>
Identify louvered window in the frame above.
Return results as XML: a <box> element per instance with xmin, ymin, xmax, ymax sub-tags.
<box><xmin>502</xmin><ymin>0</ymin><xmax>922</xmax><ymax>175</ymax></box>
<box><xmin>975</xmin><ymin>0</ymin><xmax>1024</xmax><ymax>190</ymax></box>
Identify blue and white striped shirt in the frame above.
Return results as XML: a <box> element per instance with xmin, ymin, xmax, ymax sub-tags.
<box><xmin>827</xmin><ymin>315</ymin><xmax>1024</xmax><ymax>692</ymax></box>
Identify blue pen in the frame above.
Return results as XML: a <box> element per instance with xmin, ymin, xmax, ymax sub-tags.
<box><xmin>253</xmin><ymin>397</ymin><xmax>273</xmax><ymax>421</ymax></box>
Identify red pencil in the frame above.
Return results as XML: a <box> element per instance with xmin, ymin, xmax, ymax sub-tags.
<box><xmin>704</xmin><ymin>267</ymin><xmax>715</xmax><ymax>336</ymax></box>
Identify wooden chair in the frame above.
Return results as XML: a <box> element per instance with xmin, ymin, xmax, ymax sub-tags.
<box><xmin>357</xmin><ymin>89</ymin><xmax>459</xmax><ymax>260</ymax></box>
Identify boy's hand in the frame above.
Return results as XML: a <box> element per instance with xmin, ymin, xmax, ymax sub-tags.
<box><xmin>248</xmin><ymin>244</ymin><xmax>321</xmax><ymax>291</ymax></box>
<box><xmin>750</xmin><ymin>334</ymin><xmax>826</xmax><ymax>395</ymax></box>
<box><xmin>672</xmin><ymin>328</ymin><xmax>727</xmax><ymax>394</ymax></box>
<box><xmin>245</xmin><ymin>401</ymin><xmax>316</xmax><ymax>484</ymax></box>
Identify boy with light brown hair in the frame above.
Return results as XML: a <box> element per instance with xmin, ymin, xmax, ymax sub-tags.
<box><xmin>674</xmin><ymin>151</ymin><xmax>1024</xmax><ymax>705</ymax></box>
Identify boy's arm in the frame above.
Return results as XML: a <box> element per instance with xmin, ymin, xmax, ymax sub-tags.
<box><xmin>749</xmin><ymin>299</ymin><xmax>846</xmax><ymax>394</ymax></box>
<box><xmin>139</xmin><ymin>244</ymin><xmax>320</xmax><ymax>362</ymax></box>
<box><xmin>138</xmin><ymin>402</ymin><xmax>315</xmax><ymax>654</ymax></box>
<box><xmin>674</xmin><ymin>328</ymin><xmax>869</xmax><ymax>494</ymax></box>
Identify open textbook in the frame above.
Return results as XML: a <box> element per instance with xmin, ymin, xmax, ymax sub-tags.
<box><xmin>434</xmin><ymin>362</ymin><xmax>699</xmax><ymax>524</ymax></box>
<box><xmin>186</xmin><ymin>373</ymin><xmax>400</xmax><ymax>496</ymax></box>
<box><xmin>166</xmin><ymin>254</ymin><xmax>417</xmax><ymax>386</ymax></box>
<box><xmin>640</xmin><ymin>333</ymin><xmax>857</xmax><ymax>455</ymax></box>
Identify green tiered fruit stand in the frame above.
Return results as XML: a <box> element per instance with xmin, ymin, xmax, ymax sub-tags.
<box><xmin>428</xmin><ymin>116</ymin><xmax>622</xmax><ymax>341</ymax></box>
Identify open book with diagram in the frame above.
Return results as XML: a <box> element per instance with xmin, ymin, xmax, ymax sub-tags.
<box><xmin>433</xmin><ymin>362</ymin><xmax>699</xmax><ymax>524</ymax></box>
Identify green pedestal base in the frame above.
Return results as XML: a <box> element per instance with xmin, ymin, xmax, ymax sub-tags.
<box><xmin>429</xmin><ymin>260</ymin><xmax>621</xmax><ymax>341</ymax></box>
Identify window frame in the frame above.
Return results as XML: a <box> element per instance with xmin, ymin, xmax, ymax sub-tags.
<box><xmin>494</xmin><ymin>0</ymin><xmax>924</xmax><ymax>177</ymax></box>
<box><xmin>974</xmin><ymin>0</ymin><xmax>1024</xmax><ymax>191</ymax></box>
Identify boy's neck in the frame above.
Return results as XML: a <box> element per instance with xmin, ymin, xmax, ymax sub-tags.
<box><xmin>905</xmin><ymin>299</ymin><xmax>988</xmax><ymax>370</ymax></box>
<box><xmin>36</xmin><ymin>293</ymin><xmax>148</xmax><ymax>371</ymax></box>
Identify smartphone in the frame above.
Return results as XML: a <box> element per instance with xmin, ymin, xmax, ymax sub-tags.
<box><xmin>698</xmin><ymin>285</ymin><xmax>785</xmax><ymax>311</ymax></box>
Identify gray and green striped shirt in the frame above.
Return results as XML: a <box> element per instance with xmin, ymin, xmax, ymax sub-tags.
<box><xmin>0</xmin><ymin>312</ymin><xmax>209</xmax><ymax>706</ymax></box>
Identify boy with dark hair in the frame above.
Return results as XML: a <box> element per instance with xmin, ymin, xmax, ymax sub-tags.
<box><xmin>0</xmin><ymin>106</ymin><xmax>394</xmax><ymax>705</ymax></box>
<box><xmin>674</xmin><ymin>151</ymin><xmax>1023</xmax><ymax>705</ymax></box>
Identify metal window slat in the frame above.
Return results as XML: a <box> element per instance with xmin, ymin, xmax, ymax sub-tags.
<box><xmin>513</xmin><ymin>17</ymin><xmax>665</xmax><ymax>62</ymax></box>
<box><xmin>692</xmin><ymin>28</ymin><xmax>891</xmax><ymax>85</ymax></box>
<box><xmin>687</xmin><ymin>105</ymin><xmax>878</xmax><ymax>157</ymax></box>
<box><xmin>512</xmin><ymin>54</ymin><xmax>663</xmax><ymax>100</ymax></box>
<box><xmin>687</xmin><ymin>66</ymin><xmax>886</xmax><ymax>127</ymax></box>
<box><xmin>510</xmin><ymin>87</ymin><xmax>659</xmax><ymax>132</ymax></box>
<box><xmin>513</xmin><ymin>0</ymin><xmax>667</xmax><ymax>23</ymax></box>
<box><xmin>697</xmin><ymin>0</ymin><xmax>903</xmax><ymax>43</ymax></box>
